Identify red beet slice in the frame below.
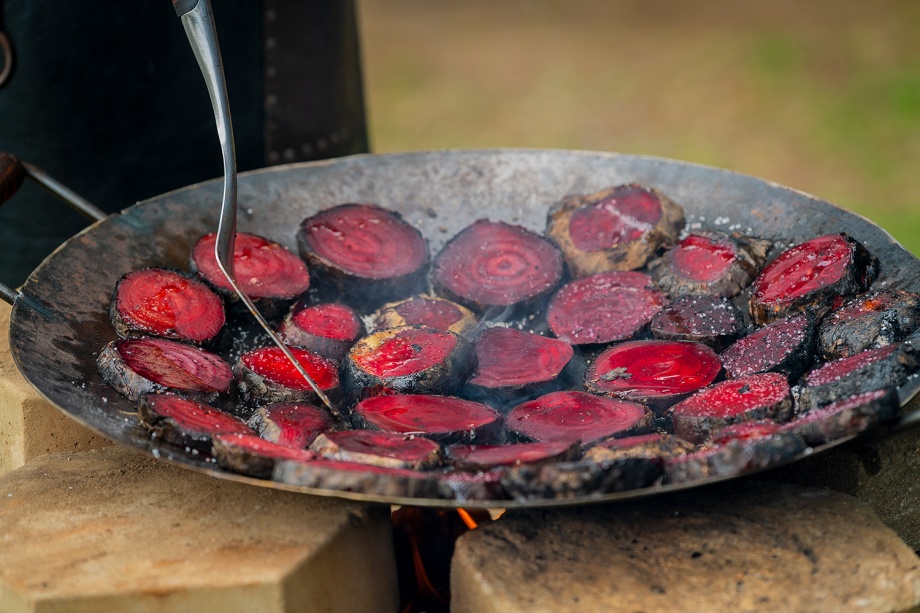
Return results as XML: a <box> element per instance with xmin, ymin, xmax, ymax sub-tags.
<box><xmin>212</xmin><ymin>433</ymin><xmax>317</xmax><ymax>478</ymax></box>
<box><xmin>545</xmin><ymin>183</ymin><xmax>685</xmax><ymax>277</ymax></box>
<box><xmin>584</xmin><ymin>433</ymin><xmax>695</xmax><ymax>464</ymax></box>
<box><xmin>670</xmin><ymin>373</ymin><xmax>793</xmax><ymax>443</ymax></box>
<box><xmin>109</xmin><ymin>268</ymin><xmax>226</xmax><ymax>343</ymax></box>
<box><xmin>278</xmin><ymin>302</ymin><xmax>365</xmax><ymax>361</ymax></box>
<box><xmin>235</xmin><ymin>346</ymin><xmax>341</xmax><ymax>407</ymax></box>
<box><xmin>431</xmin><ymin>220</ymin><xmax>564</xmax><ymax>315</ymax></box>
<box><xmin>749</xmin><ymin>233</ymin><xmax>879</xmax><ymax>325</ymax></box>
<box><xmin>710</xmin><ymin>420</ymin><xmax>783</xmax><ymax>444</ymax></box>
<box><xmin>273</xmin><ymin>458</ymin><xmax>441</xmax><ymax>498</ymax></box>
<box><xmin>720</xmin><ymin>313</ymin><xmax>816</xmax><ymax>380</ymax></box>
<box><xmin>649</xmin><ymin>295</ymin><xmax>744</xmax><ymax>351</ymax></box>
<box><xmin>342</xmin><ymin>326</ymin><xmax>476</xmax><ymax>401</ymax></box>
<box><xmin>780</xmin><ymin>388</ymin><xmax>898</xmax><ymax>445</ymax></box>
<box><xmin>817</xmin><ymin>289</ymin><xmax>920</xmax><ymax>360</ymax></box>
<box><xmin>297</xmin><ymin>203</ymin><xmax>430</xmax><ymax>309</ymax></box>
<box><xmin>246</xmin><ymin>402</ymin><xmax>333</xmax><ymax>448</ymax></box>
<box><xmin>309</xmin><ymin>430</ymin><xmax>443</xmax><ymax>470</ymax></box>
<box><xmin>584</xmin><ymin>340</ymin><xmax>721</xmax><ymax>411</ymax></box>
<box><xmin>353</xmin><ymin>394</ymin><xmax>502</xmax><ymax>444</ymax></box>
<box><xmin>137</xmin><ymin>393</ymin><xmax>252</xmax><ymax>452</ymax></box>
<box><xmin>447</xmin><ymin>441</ymin><xmax>580</xmax><ymax>472</ymax></box>
<box><xmin>507</xmin><ymin>391</ymin><xmax>652</xmax><ymax>445</ymax></box>
<box><xmin>97</xmin><ymin>338</ymin><xmax>233</xmax><ymax>401</ymax></box>
<box><xmin>547</xmin><ymin>271</ymin><xmax>667</xmax><ymax>345</ymax></box>
<box><xmin>371</xmin><ymin>294</ymin><xmax>477</xmax><ymax>336</ymax></box>
<box><xmin>664</xmin><ymin>432</ymin><xmax>805</xmax><ymax>484</ymax></box>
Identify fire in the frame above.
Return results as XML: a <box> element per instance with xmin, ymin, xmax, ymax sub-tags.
<box><xmin>456</xmin><ymin>508</ymin><xmax>478</xmax><ymax>530</ymax></box>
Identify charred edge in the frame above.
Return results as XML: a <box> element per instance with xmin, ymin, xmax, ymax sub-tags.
<box><xmin>211</xmin><ymin>437</ymin><xmax>277</xmax><ymax>479</ymax></box>
<box><xmin>97</xmin><ymin>341</ymin><xmax>168</xmax><ymax>402</ymax></box>
<box><xmin>309</xmin><ymin>432</ymin><xmax>444</xmax><ymax>470</ymax></box>
<box><xmin>817</xmin><ymin>290</ymin><xmax>920</xmax><ymax>361</ymax></box>
<box><xmin>672</xmin><ymin>396</ymin><xmax>794</xmax><ymax>444</ymax></box>
<box><xmin>501</xmin><ymin>456</ymin><xmax>661</xmax><ymax>500</ymax></box>
<box><xmin>663</xmin><ymin>433</ymin><xmax>806</xmax><ymax>484</ymax></box>
<box><xmin>235</xmin><ymin>361</ymin><xmax>344</xmax><ymax>409</ymax></box>
<box><xmin>137</xmin><ymin>395</ymin><xmax>216</xmax><ymax>453</ymax></box>
<box><xmin>272</xmin><ymin>460</ymin><xmax>442</xmax><ymax>498</ymax></box>
<box><xmin>723</xmin><ymin>314</ymin><xmax>817</xmax><ymax>381</ymax></box>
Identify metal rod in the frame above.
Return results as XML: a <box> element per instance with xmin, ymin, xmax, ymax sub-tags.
<box><xmin>22</xmin><ymin>163</ymin><xmax>107</xmax><ymax>222</ymax></box>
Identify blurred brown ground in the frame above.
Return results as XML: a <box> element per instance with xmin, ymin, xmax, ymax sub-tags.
<box><xmin>358</xmin><ymin>0</ymin><xmax>920</xmax><ymax>253</ymax></box>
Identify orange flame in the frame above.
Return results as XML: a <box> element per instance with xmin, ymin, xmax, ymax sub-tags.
<box><xmin>456</xmin><ymin>508</ymin><xmax>478</xmax><ymax>530</ymax></box>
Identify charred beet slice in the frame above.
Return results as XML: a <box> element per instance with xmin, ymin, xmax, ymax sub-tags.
<box><xmin>212</xmin><ymin>433</ymin><xmax>317</xmax><ymax>479</ymax></box>
<box><xmin>670</xmin><ymin>372</ymin><xmax>793</xmax><ymax>443</ymax></box>
<box><xmin>235</xmin><ymin>346</ymin><xmax>341</xmax><ymax>407</ymax></box>
<box><xmin>246</xmin><ymin>402</ymin><xmax>333</xmax><ymax>447</ymax></box>
<box><xmin>664</xmin><ymin>433</ymin><xmax>805</xmax><ymax>484</ymax></box>
<box><xmin>297</xmin><ymin>203</ymin><xmax>429</xmax><ymax>310</ymax></box>
<box><xmin>648</xmin><ymin>231</ymin><xmax>770</xmax><ymax>298</ymax></box>
<box><xmin>431</xmin><ymin>220</ymin><xmax>564</xmax><ymax>316</ymax></box>
<box><xmin>545</xmin><ymin>183</ymin><xmax>685</xmax><ymax>277</ymax></box>
<box><xmin>584</xmin><ymin>340</ymin><xmax>721</xmax><ymax>411</ymax></box>
<box><xmin>720</xmin><ymin>313</ymin><xmax>816</xmax><ymax>380</ymax></box>
<box><xmin>342</xmin><ymin>326</ymin><xmax>476</xmax><ymax>401</ymax></box>
<box><xmin>547</xmin><ymin>271</ymin><xmax>667</xmax><ymax>345</ymax></box>
<box><xmin>710</xmin><ymin>420</ymin><xmax>782</xmax><ymax>443</ymax></box>
<box><xmin>109</xmin><ymin>268</ymin><xmax>226</xmax><ymax>344</ymax></box>
<box><xmin>371</xmin><ymin>294</ymin><xmax>478</xmax><ymax>337</ymax></box>
<box><xmin>649</xmin><ymin>295</ymin><xmax>744</xmax><ymax>351</ymax></box>
<box><xmin>780</xmin><ymin>388</ymin><xmax>898</xmax><ymax>445</ymax></box>
<box><xmin>817</xmin><ymin>289</ymin><xmax>920</xmax><ymax>360</ymax></box>
<box><xmin>501</xmin><ymin>456</ymin><xmax>660</xmax><ymax>500</ymax></box>
<box><xmin>137</xmin><ymin>393</ymin><xmax>252</xmax><ymax>452</ymax></box>
<box><xmin>309</xmin><ymin>430</ymin><xmax>443</xmax><ymax>470</ymax></box>
<box><xmin>507</xmin><ymin>391</ymin><xmax>652</xmax><ymax>445</ymax></box>
<box><xmin>749</xmin><ymin>233</ymin><xmax>879</xmax><ymax>325</ymax></box>
<box><xmin>584</xmin><ymin>433</ymin><xmax>695</xmax><ymax>464</ymax></box>
<box><xmin>273</xmin><ymin>458</ymin><xmax>441</xmax><ymax>498</ymax></box>
<box><xmin>436</xmin><ymin>469</ymin><xmax>507</xmax><ymax>501</ymax></box>
<box><xmin>447</xmin><ymin>441</ymin><xmax>581</xmax><ymax>472</ymax></box>
<box><xmin>278</xmin><ymin>302</ymin><xmax>365</xmax><ymax>361</ymax></box>
<box><xmin>98</xmin><ymin>338</ymin><xmax>233</xmax><ymax>401</ymax></box>
<box><xmin>353</xmin><ymin>394</ymin><xmax>502</xmax><ymax>445</ymax></box>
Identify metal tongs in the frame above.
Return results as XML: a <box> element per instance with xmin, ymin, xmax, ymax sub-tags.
<box><xmin>174</xmin><ymin>0</ymin><xmax>340</xmax><ymax>419</ymax></box>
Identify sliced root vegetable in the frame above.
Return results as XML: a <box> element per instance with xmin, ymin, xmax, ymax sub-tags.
<box><xmin>278</xmin><ymin>302</ymin><xmax>365</xmax><ymax>361</ymax></box>
<box><xmin>98</xmin><ymin>338</ymin><xmax>233</xmax><ymax>401</ymax></box>
<box><xmin>296</xmin><ymin>203</ymin><xmax>429</xmax><ymax>310</ymax></box>
<box><xmin>817</xmin><ymin>289</ymin><xmax>920</xmax><ymax>360</ymax></box>
<box><xmin>309</xmin><ymin>430</ymin><xmax>443</xmax><ymax>470</ymax></box>
<box><xmin>749</xmin><ymin>233</ymin><xmax>879</xmax><ymax>325</ymax></box>
<box><xmin>720</xmin><ymin>313</ymin><xmax>816</xmax><ymax>380</ymax></box>
<box><xmin>547</xmin><ymin>272</ymin><xmax>667</xmax><ymax>345</ymax></box>
<box><xmin>447</xmin><ymin>440</ymin><xmax>580</xmax><ymax>472</ymax></box>
<box><xmin>710</xmin><ymin>420</ymin><xmax>782</xmax><ymax>443</ymax></box>
<box><xmin>584</xmin><ymin>433</ymin><xmax>695</xmax><ymax>464</ymax></box>
<box><xmin>137</xmin><ymin>393</ymin><xmax>251</xmax><ymax>452</ymax></box>
<box><xmin>431</xmin><ymin>220</ymin><xmax>564</xmax><ymax>315</ymax></box>
<box><xmin>371</xmin><ymin>294</ymin><xmax>477</xmax><ymax>336</ymax></box>
<box><xmin>436</xmin><ymin>469</ymin><xmax>506</xmax><ymax>501</ymax></box>
<box><xmin>235</xmin><ymin>346</ymin><xmax>341</xmax><ymax>407</ymax></box>
<box><xmin>246</xmin><ymin>402</ymin><xmax>333</xmax><ymax>447</ymax></box>
<box><xmin>212</xmin><ymin>433</ymin><xmax>316</xmax><ymax>479</ymax></box>
<box><xmin>663</xmin><ymin>433</ymin><xmax>804</xmax><ymax>484</ymax></box>
<box><xmin>545</xmin><ymin>183</ymin><xmax>685</xmax><ymax>277</ymax></box>
<box><xmin>507</xmin><ymin>391</ymin><xmax>652</xmax><ymax>445</ymax></box>
<box><xmin>584</xmin><ymin>340</ymin><xmax>721</xmax><ymax>411</ymax></box>
<box><xmin>671</xmin><ymin>372</ymin><xmax>793</xmax><ymax>443</ymax></box>
<box><xmin>649</xmin><ymin>295</ymin><xmax>744</xmax><ymax>351</ymax></box>
<box><xmin>272</xmin><ymin>458</ymin><xmax>441</xmax><ymax>498</ymax></box>
<box><xmin>501</xmin><ymin>456</ymin><xmax>660</xmax><ymax>500</ymax></box>
<box><xmin>353</xmin><ymin>394</ymin><xmax>502</xmax><ymax>445</ymax></box>
<box><xmin>780</xmin><ymin>388</ymin><xmax>898</xmax><ymax>445</ymax></box>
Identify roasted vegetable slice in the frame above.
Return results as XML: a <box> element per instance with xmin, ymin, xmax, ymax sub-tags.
<box><xmin>278</xmin><ymin>302</ymin><xmax>365</xmax><ymax>361</ymax></box>
<box><xmin>817</xmin><ymin>289</ymin><xmax>920</xmax><ymax>360</ymax></box>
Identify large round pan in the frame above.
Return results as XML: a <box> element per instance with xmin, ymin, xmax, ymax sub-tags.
<box><xmin>5</xmin><ymin>149</ymin><xmax>920</xmax><ymax>508</ymax></box>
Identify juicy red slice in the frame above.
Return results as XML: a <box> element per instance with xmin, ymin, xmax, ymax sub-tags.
<box><xmin>547</xmin><ymin>272</ymin><xmax>667</xmax><ymax>344</ymax></box>
<box><xmin>248</xmin><ymin>402</ymin><xmax>333</xmax><ymax>447</ymax></box>
<box><xmin>669</xmin><ymin>234</ymin><xmax>736</xmax><ymax>283</ymax></box>
<box><xmin>373</xmin><ymin>295</ymin><xmax>476</xmax><ymax>335</ymax></box>
<box><xmin>214</xmin><ymin>432</ymin><xmax>317</xmax><ymax>461</ymax></box>
<box><xmin>468</xmin><ymin>327</ymin><xmax>573</xmax><ymax>389</ymax></box>
<box><xmin>192</xmin><ymin>232</ymin><xmax>310</xmax><ymax>299</ymax></box>
<box><xmin>567</xmin><ymin>185</ymin><xmax>663</xmax><ymax>251</ymax></box>
<box><xmin>118</xmin><ymin>338</ymin><xmax>233</xmax><ymax>393</ymax></box>
<box><xmin>649</xmin><ymin>295</ymin><xmax>743</xmax><ymax>350</ymax></box>
<box><xmin>597</xmin><ymin>433</ymin><xmax>666</xmax><ymax>450</ymax></box>
<box><xmin>507</xmin><ymin>391</ymin><xmax>651</xmax><ymax>445</ymax></box>
<box><xmin>310</xmin><ymin>430</ymin><xmax>442</xmax><ymax>467</ymax></box>
<box><xmin>354</xmin><ymin>394</ymin><xmax>501</xmax><ymax>441</ymax></box>
<box><xmin>804</xmin><ymin>344</ymin><xmax>899</xmax><ymax>388</ymax></box>
<box><xmin>351</xmin><ymin>327</ymin><xmax>459</xmax><ymax>378</ymax></box>
<box><xmin>291</xmin><ymin>303</ymin><xmax>362</xmax><ymax>341</ymax></box>
<box><xmin>448</xmin><ymin>441</ymin><xmax>577</xmax><ymax>470</ymax></box>
<box><xmin>721</xmin><ymin>313</ymin><xmax>814</xmax><ymax>379</ymax></box>
<box><xmin>112</xmin><ymin>268</ymin><xmax>225</xmax><ymax>342</ymax></box>
<box><xmin>241</xmin><ymin>347</ymin><xmax>339</xmax><ymax>391</ymax></box>
<box><xmin>142</xmin><ymin>393</ymin><xmax>250</xmax><ymax>436</ymax></box>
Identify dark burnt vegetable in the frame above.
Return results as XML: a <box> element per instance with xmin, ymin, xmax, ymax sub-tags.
<box><xmin>583</xmin><ymin>433</ymin><xmax>695</xmax><ymax>465</ymax></box>
<box><xmin>501</xmin><ymin>455</ymin><xmax>661</xmax><ymax>500</ymax></box>
<box><xmin>235</xmin><ymin>346</ymin><xmax>341</xmax><ymax>407</ymax></box>
<box><xmin>436</xmin><ymin>470</ymin><xmax>506</xmax><ymax>501</ymax></box>
<box><xmin>273</xmin><ymin>459</ymin><xmax>441</xmax><ymax>498</ymax></box>
<box><xmin>277</xmin><ymin>302</ymin><xmax>365</xmax><ymax>361</ymax></box>
<box><xmin>780</xmin><ymin>388</ymin><xmax>899</xmax><ymax>445</ymax></box>
<box><xmin>246</xmin><ymin>402</ymin><xmax>333</xmax><ymax>448</ymax></box>
<box><xmin>353</xmin><ymin>394</ymin><xmax>502</xmax><ymax>444</ymax></box>
<box><xmin>817</xmin><ymin>289</ymin><xmax>920</xmax><ymax>360</ymax></box>
<box><xmin>649</xmin><ymin>295</ymin><xmax>744</xmax><ymax>351</ymax></box>
<box><xmin>137</xmin><ymin>393</ymin><xmax>252</xmax><ymax>452</ymax></box>
<box><xmin>720</xmin><ymin>313</ymin><xmax>816</xmax><ymax>380</ymax></box>
<box><xmin>370</xmin><ymin>294</ymin><xmax>478</xmax><ymax>336</ymax></box>
<box><xmin>447</xmin><ymin>441</ymin><xmax>581</xmax><ymax>472</ymax></box>
<box><xmin>664</xmin><ymin>430</ymin><xmax>806</xmax><ymax>484</ymax></box>
<box><xmin>710</xmin><ymin>420</ymin><xmax>783</xmax><ymax>443</ymax></box>
<box><xmin>309</xmin><ymin>430</ymin><xmax>443</xmax><ymax>470</ymax></box>
<box><xmin>212</xmin><ymin>433</ymin><xmax>317</xmax><ymax>479</ymax></box>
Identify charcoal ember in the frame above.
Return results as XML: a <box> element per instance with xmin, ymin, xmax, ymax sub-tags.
<box><xmin>235</xmin><ymin>346</ymin><xmax>341</xmax><ymax>407</ymax></box>
<box><xmin>648</xmin><ymin>231</ymin><xmax>770</xmax><ymax>298</ymax></box>
<box><xmin>796</xmin><ymin>343</ymin><xmax>920</xmax><ymax>410</ymax></box>
<box><xmin>431</xmin><ymin>220</ymin><xmax>564</xmax><ymax>317</ymax></box>
<box><xmin>246</xmin><ymin>402</ymin><xmax>333</xmax><ymax>447</ymax></box>
<box><xmin>584</xmin><ymin>433</ymin><xmax>696</xmax><ymax>465</ymax></box>
<box><xmin>749</xmin><ymin>233</ymin><xmax>879</xmax><ymax>325</ymax></box>
<box><xmin>671</xmin><ymin>372</ymin><xmax>793</xmax><ymax>443</ymax></box>
<box><xmin>447</xmin><ymin>440</ymin><xmax>581</xmax><ymax>472</ymax></box>
<box><xmin>436</xmin><ymin>469</ymin><xmax>507</xmax><ymax>501</ymax></box>
<box><xmin>353</xmin><ymin>394</ymin><xmax>503</xmax><ymax>445</ymax></box>
<box><xmin>584</xmin><ymin>340</ymin><xmax>721</xmax><ymax>412</ymax></box>
<box><xmin>506</xmin><ymin>391</ymin><xmax>652</xmax><ymax>445</ymax></box>
<box><xmin>137</xmin><ymin>393</ymin><xmax>252</xmax><ymax>452</ymax></box>
<box><xmin>720</xmin><ymin>313</ymin><xmax>816</xmax><ymax>380</ymax></box>
<box><xmin>272</xmin><ymin>458</ymin><xmax>441</xmax><ymax>498</ymax></box>
<box><xmin>545</xmin><ymin>183</ymin><xmax>685</xmax><ymax>277</ymax></box>
<box><xmin>309</xmin><ymin>430</ymin><xmax>443</xmax><ymax>470</ymax></box>
<box><xmin>296</xmin><ymin>203</ymin><xmax>430</xmax><ymax>310</ymax></box>
<box><xmin>97</xmin><ymin>338</ymin><xmax>233</xmax><ymax>402</ymax></box>
<box><xmin>501</xmin><ymin>457</ymin><xmax>660</xmax><ymax>500</ymax></box>
<box><xmin>370</xmin><ymin>294</ymin><xmax>478</xmax><ymax>337</ymax></box>
<box><xmin>277</xmin><ymin>302</ymin><xmax>365</xmax><ymax>361</ymax></box>
<box><xmin>649</xmin><ymin>295</ymin><xmax>744</xmax><ymax>351</ymax></box>
<box><xmin>341</xmin><ymin>326</ymin><xmax>476</xmax><ymax>402</ymax></box>
<box><xmin>109</xmin><ymin>268</ymin><xmax>226</xmax><ymax>344</ymax></box>
<box><xmin>547</xmin><ymin>272</ymin><xmax>667</xmax><ymax>345</ymax></box>
<box><xmin>664</xmin><ymin>433</ymin><xmax>803</xmax><ymax>484</ymax></box>
<box><xmin>782</xmin><ymin>388</ymin><xmax>899</xmax><ymax>445</ymax></box>
<box><xmin>212</xmin><ymin>433</ymin><xmax>317</xmax><ymax>479</ymax></box>
<box><xmin>817</xmin><ymin>289</ymin><xmax>920</xmax><ymax>360</ymax></box>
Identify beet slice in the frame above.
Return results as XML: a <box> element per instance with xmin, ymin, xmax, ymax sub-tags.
<box><xmin>212</xmin><ymin>433</ymin><xmax>317</xmax><ymax>479</ymax></box>
<box><xmin>710</xmin><ymin>420</ymin><xmax>783</xmax><ymax>443</ymax></box>
<box><xmin>547</xmin><ymin>272</ymin><xmax>667</xmax><ymax>345</ymax></box>
<box><xmin>137</xmin><ymin>393</ymin><xmax>252</xmax><ymax>452</ymax></box>
<box><xmin>817</xmin><ymin>289</ymin><xmax>920</xmax><ymax>360</ymax></box>
<box><xmin>235</xmin><ymin>346</ymin><xmax>341</xmax><ymax>407</ymax></box>
<box><xmin>749</xmin><ymin>233</ymin><xmax>879</xmax><ymax>325</ymax></box>
<box><xmin>436</xmin><ymin>469</ymin><xmax>507</xmax><ymax>501</ymax></box>
<box><xmin>98</xmin><ymin>338</ymin><xmax>233</xmax><ymax>401</ymax></box>
<box><xmin>273</xmin><ymin>458</ymin><xmax>441</xmax><ymax>498</ymax></box>
<box><xmin>545</xmin><ymin>183</ymin><xmax>685</xmax><ymax>277</ymax></box>
<box><xmin>353</xmin><ymin>394</ymin><xmax>502</xmax><ymax>444</ymax></box>
<box><xmin>507</xmin><ymin>391</ymin><xmax>652</xmax><ymax>445</ymax></box>
<box><xmin>501</xmin><ymin>456</ymin><xmax>660</xmax><ymax>500</ymax></box>
<box><xmin>670</xmin><ymin>373</ymin><xmax>793</xmax><ymax>443</ymax></box>
<box><xmin>720</xmin><ymin>313</ymin><xmax>816</xmax><ymax>380</ymax></box>
<box><xmin>431</xmin><ymin>220</ymin><xmax>564</xmax><ymax>315</ymax></box>
<box><xmin>584</xmin><ymin>433</ymin><xmax>695</xmax><ymax>465</ymax></box>
<box><xmin>649</xmin><ymin>295</ymin><xmax>744</xmax><ymax>351</ymax></box>
<box><xmin>584</xmin><ymin>340</ymin><xmax>721</xmax><ymax>411</ymax></box>
<box><xmin>246</xmin><ymin>402</ymin><xmax>333</xmax><ymax>448</ymax></box>
<box><xmin>664</xmin><ymin>433</ymin><xmax>805</xmax><ymax>484</ymax></box>
<box><xmin>296</xmin><ymin>203</ymin><xmax>430</xmax><ymax>310</ymax></box>
<box><xmin>309</xmin><ymin>430</ymin><xmax>443</xmax><ymax>470</ymax></box>
<box><xmin>648</xmin><ymin>231</ymin><xmax>770</xmax><ymax>298</ymax></box>
<box><xmin>371</xmin><ymin>294</ymin><xmax>478</xmax><ymax>336</ymax></box>
<box><xmin>780</xmin><ymin>388</ymin><xmax>899</xmax><ymax>445</ymax></box>
<box><xmin>278</xmin><ymin>302</ymin><xmax>365</xmax><ymax>361</ymax></box>
<box><xmin>447</xmin><ymin>441</ymin><xmax>580</xmax><ymax>472</ymax></box>
<box><xmin>342</xmin><ymin>326</ymin><xmax>476</xmax><ymax>401</ymax></box>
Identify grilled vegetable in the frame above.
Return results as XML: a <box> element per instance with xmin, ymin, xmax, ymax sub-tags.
<box><xmin>137</xmin><ymin>393</ymin><xmax>251</xmax><ymax>452</ymax></box>
<box><xmin>235</xmin><ymin>346</ymin><xmax>341</xmax><ymax>407</ymax></box>
<box><xmin>780</xmin><ymin>388</ymin><xmax>899</xmax><ymax>445</ymax></box>
<box><xmin>649</xmin><ymin>295</ymin><xmax>744</xmax><ymax>351</ymax></box>
<box><xmin>584</xmin><ymin>433</ymin><xmax>695</xmax><ymax>465</ymax></box>
<box><xmin>436</xmin><ymin>470</ymin><xmax>506</xmax><ymax>501</ymax></box>
<box><xmin>278</xmin><ymin>301</ymin><xmax>365</xmax><ymax>361</ymax></box>
<box><xmin>273</xmin><ymin>459</ymin><xmax>441</xmax><ymax>498</ymax></box>
<box><xmin>720</xmin><ymin>313</ymin><xmax>816</xmax><ymax>380</ymax></box>
<box><xmin>246</xmin><ymin>402</ymin><xmax>333</xmax><ymax>448</ymax></box>
<box><xmin>447</xmin><ymin>441</ymin><xmax>580</xmax><ymax>472</ymax></box>
<box><xmin>353</xmin><ymin>394</ymin><xmax>502</xmax><ymax>444</ymax></box>
<box><xmin>309</xmin><ymin>430</ymin><xmax>443</xmax><ymax>470</ymax></box>
<box><xmin>212</xmin><ymin>433</ymin><xmax>316</xmax><ymax>478</ymax></box>
<box><xmin>817</xmin><ymin>289</ymin><xmax>920</xmax><ymax>360</ymax></box>
<box><xmin>370</xmin><ymin>294</ymin><xmax>478</xmax><ymax>336</ymax></box>
<box><xmin>664</xmin><ymin>432</ymin><xmax>805</xmax><ymax>484</ymax></box>
<box><xmin>502</xmin><ymin>456</ymin><xmax>661</xmax><ymax>500</ymax></box>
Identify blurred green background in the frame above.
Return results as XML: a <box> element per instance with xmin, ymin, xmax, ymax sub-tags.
<box><xmin>358</xmin><ymin>0</ymin><xmax>920</xmax><ymax>253</ymax></box>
